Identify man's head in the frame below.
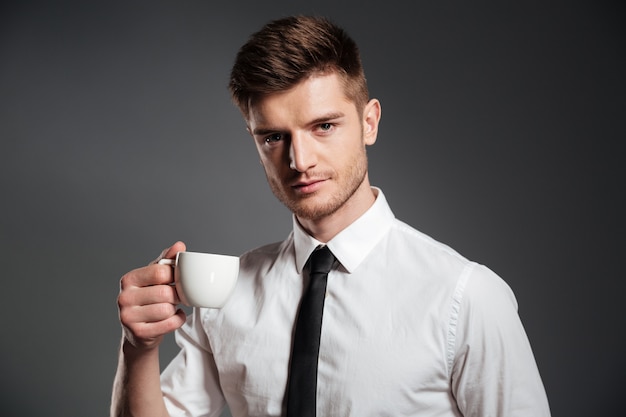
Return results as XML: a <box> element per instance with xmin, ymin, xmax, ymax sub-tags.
<box><xmin>230</xmin><ymin>16</ymin><xmax>381</xmax><ymax>239</ymax></box>
<box><xmin>229</xmin><ymin>15</ymin><xmax>369</xmax><ymax>119</ymax></box>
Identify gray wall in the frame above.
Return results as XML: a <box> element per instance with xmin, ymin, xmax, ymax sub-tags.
<box><xmin>1</xmin><ymin>1</ymin><xmax>623</xmax><ymax>416</ymax></box>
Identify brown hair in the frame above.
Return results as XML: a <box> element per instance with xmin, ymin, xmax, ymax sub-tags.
<box><xmin>228</xmin><ymin>15</ymin><xmax>369</xmax><ymax>118</ymax></box>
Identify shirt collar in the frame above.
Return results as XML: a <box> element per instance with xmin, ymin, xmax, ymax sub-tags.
<box><xmin>293</xmin><ymin>187</ymin><xmax>395</xmax><ymax>274</ymax></box>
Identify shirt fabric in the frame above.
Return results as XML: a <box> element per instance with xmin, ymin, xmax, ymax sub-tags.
<box><xmin>161</xmin><ymin>188</ymin><xmax>551</xmax><ymax>417</ymax></box>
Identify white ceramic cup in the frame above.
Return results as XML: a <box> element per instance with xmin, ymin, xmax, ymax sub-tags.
<box><xmin>158</xmin><ymin>251</ymin><xmax>239</xmax><ymax>308</ymax></box>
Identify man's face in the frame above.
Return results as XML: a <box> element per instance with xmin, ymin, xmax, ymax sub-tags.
<box><xmin>247</xmin><ymin>72</ymin><xmax>380</xmax><ymax>223</ymax></box>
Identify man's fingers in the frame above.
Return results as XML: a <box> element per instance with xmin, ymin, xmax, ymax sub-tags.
<box><xmin>152</xmin><ymin>241</ymin><xmax>187</xmax><ymax>265</ymax></box>
<box><xmin>116</xmin><ymin>242</ymin><xmax>188</xmax><ymax>348</ymax></box>
<box><xmin>123</xmin><ymin>309</ymin><xmax>187</xmax><ymax>346</ymax></box>
<box><xmin>120</xmin><ymin>264</ymin><xmax>175</xmax><ymax>290</ymax></box>
<box><xmin>119</xmin><ymin>302</ymin><xmax>185</xmax><ymax>332</ymax></box>
<box><xmin>118</xmin><ymin>283</ymin><xmax>180</xmax><ymax>308</ymax></box>
<box><xmin>120</xmin><ymin>241</ymin><xmax>188</xmax><ymax>289</ymax></box>
<box><xmin>124</xmin><ymin>302</ymin><xmax>178</xmax><ymax>324</ymax></box>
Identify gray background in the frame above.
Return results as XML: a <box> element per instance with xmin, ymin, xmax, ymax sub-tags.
<box><xmin>1</xmin><ymin>1</ymin><xmax>623</xmax><ymax>416</ymax></box>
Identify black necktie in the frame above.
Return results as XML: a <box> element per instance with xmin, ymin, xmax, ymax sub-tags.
<box><xmin>286</xmin><ymin>246</ymin><xmax>335</xmax><ymax>417</ymax></box>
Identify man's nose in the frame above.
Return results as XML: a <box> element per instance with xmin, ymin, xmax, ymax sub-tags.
<box><xmin>289</xmin><ymin>132</ymin><xmax>317</xmax><ymax>172</ymax></box>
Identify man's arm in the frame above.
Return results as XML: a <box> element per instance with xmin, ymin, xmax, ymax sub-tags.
<box><xmin>111</xmin><ymin>340</ymin><xmax>168</xmax><ymax>417</ymax></box>
<box><xmin>451</xmin><ymin>265</ymin><xmax>551</xmax><ymax>416</ymax></box>
<box><xmin>110</xmin><ymin>242</ymin><xmax>188</xmax><ymax>417</ymax></box>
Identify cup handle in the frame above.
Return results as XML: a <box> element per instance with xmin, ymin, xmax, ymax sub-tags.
<box><xmin>158</xmin><ymin>258</ymin><xmax>176</xmax><ymax>266</ymax></box>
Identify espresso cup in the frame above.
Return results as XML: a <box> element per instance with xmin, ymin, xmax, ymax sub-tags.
<box><xmin>158</xmin><ymin>251</ymin><xmax>239</xmax><ymax>308</ymax></box>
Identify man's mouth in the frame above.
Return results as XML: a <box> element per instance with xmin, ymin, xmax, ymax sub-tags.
<box><xmin>291</xmin><ymin>178</ymin><xmax>327</xmax><ymax>194</ymax></box>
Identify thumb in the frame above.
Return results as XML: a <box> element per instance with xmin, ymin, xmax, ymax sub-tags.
<box><xmin>152</xmin><ymin>241</ymin><xmax>187</xmax><ymax>264</ymax></box>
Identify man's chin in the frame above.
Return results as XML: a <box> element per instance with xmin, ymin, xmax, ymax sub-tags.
<box><xmin>289</xmin><ymin>198</ymin><xmax>341</xmax><ymax>221</ymax></box>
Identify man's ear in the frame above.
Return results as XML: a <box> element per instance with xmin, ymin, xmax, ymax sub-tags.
<box><xmin>363</xmin><ymin>99</ymin><xmax>381</xmax><ymax>146</ymax></box>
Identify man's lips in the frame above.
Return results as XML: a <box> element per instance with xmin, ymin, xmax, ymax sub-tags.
<box><xmin>291</xmin><ymin>178</ymin><xmax>328</xmax><ymax>194</ymax></box>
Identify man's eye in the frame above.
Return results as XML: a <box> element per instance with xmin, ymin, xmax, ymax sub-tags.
<box><xmin>265</xmin><ymin>133</ymin><xmax>283</xmax><ymax>143</ymax></box>
<box><xmin>319</xmin><ymin>123</ymin><xmax>332</xmax><ymax>131</ymax></box>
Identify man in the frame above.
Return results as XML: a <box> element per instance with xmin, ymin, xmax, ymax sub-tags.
<box><xmin>111</xmin><ymin>15</ymin><xmax>551</xmax><ymax>417</ymax></box>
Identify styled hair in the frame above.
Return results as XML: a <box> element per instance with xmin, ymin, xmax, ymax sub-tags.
<box><xmin>228</xmin><ymin>15</ymin><xmax>369</xmax><ymax>117</ymax></box>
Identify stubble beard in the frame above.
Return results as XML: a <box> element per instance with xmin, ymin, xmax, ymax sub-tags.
<box><xmin>266</xmin><ymin>149</ymin><xmax>369</xmax><ymax>221</ymax></box>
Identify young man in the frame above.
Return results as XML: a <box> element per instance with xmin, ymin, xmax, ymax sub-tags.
<box><xmin>111</xmin><ymin>16</ymin><xmax>551</xmax><ymax>417</ymax></box>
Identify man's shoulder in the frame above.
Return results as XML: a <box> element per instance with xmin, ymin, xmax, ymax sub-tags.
<box><xmin>389</xmin><ymin>218</ymin><xmax>467</xmax><ymax>262</ymax></box>
<box><xmin>387</xmin><ymin>218</ymin><xmax>510</xmax><ymax>298</ymax></box>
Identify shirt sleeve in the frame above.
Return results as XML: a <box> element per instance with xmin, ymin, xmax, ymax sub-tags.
<box><xmin>161</xmin><ymin>308</ymin><xmax>227</xmax><ymax>417</ymax></box>
<box><xmin>450</xmin><ymin>264</ymin><xmax>551</xmax><ymax>417</ymax></box>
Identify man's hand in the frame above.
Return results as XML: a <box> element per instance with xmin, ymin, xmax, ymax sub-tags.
<box><xmin>117</xmin><ymin>241</ymin><xmax>188</xmax><ymax>350</ymax></box>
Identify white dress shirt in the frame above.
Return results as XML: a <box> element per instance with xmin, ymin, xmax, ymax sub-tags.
<box><xmin>161</xmin><ymin>188</ymin><xmax>551</xmax><ymax>417</ymax></box>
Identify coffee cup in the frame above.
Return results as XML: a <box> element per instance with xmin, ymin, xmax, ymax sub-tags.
<box><xmin>158</xmin><ymin>251</ymin><xmax>239</xmax><ymax>308</ymax></box>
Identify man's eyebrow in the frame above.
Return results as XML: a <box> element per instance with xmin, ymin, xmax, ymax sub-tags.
<box><xmin>251</xmin><ymin>112</ymin><xmax>346</xmax><ymax>136</ymax></box>
<box><xmin>251</xmin><ymin>127</ymin><xmax>280</xmax><ymax>136</ymax></box>
<box><xmin>309</xmin><ymin>112</ymin><xmax>345</xmax><ymax>125</ymax></box>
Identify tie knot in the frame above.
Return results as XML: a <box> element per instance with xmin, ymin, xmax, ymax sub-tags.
<box><xmin>309</xmin><ymin>246</ymin><xmax>335</xmax><ymax>275</ymax></box>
